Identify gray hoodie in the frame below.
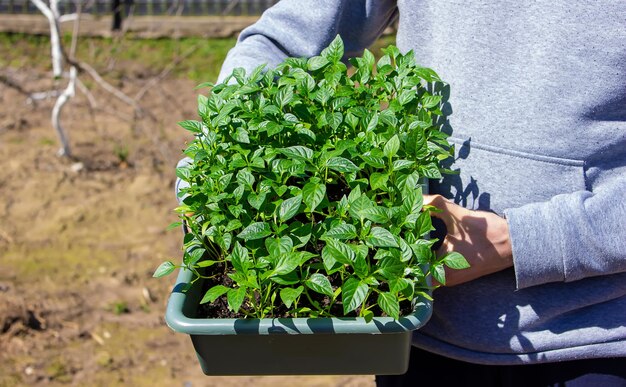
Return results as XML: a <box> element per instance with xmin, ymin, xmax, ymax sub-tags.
<box><xmin>214</xmin><ymin>0</ymin><xmax>626</xmax><ymax>364</ymax></box>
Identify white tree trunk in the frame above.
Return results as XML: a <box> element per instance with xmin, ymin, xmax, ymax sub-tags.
<box><xmin>51</xmin><ymin>66</ymin><xmax>77</xmax><ymax>156</ymax></box>
<box><xmin>30</xmin><ymin>0</ymin><xmax>63</xmax><ymax>78</ymax></box>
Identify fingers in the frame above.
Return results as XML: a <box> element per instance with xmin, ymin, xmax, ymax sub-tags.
<box><xmin>423</xmin><ymin>194</ymin><xmax>450</xmax><ymax>209</ymax></box>
<box><xmin>423</xmin><ymin>194</ymin><xmax>457</xmax><ymax>232</ymax></box>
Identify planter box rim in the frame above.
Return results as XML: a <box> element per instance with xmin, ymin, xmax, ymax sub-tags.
<box><xmin>165</xmin><ymin>266</ymin><xmax>432</xmax><ymax>336</ymax></box>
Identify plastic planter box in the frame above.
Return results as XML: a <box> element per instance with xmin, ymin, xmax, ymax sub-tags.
<box><xmin>165</xmin><ymin>265</ymin><xmax>432</xmax><ymax>376</ymax></box>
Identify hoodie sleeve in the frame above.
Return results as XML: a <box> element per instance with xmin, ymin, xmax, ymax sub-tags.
<box><xmin>215</xmin><ymin>0</ymin><xmax>398</xmax><ymax>83</ymax></box>
<box><xmin>504</xmin><ymin>171</ymin><xmax>626</xmax><ymax>289</ymax></box>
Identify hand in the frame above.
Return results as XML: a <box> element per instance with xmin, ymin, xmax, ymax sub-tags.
<box><xmin>424</xmin><ymin>195</ymin><xmax>513</xmax><ymax>286</ymax></box>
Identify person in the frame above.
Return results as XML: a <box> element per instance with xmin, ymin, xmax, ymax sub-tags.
<box><xmin>205</xmin><ymin>1</ymin><xmax>626</xmax><ymax>385</ymax></box>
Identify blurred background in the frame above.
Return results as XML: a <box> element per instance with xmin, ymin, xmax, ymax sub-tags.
<box><xmin>0</xmin><ymin>2</ymin><xmax>393</xmax><ymax>385</ymax></box>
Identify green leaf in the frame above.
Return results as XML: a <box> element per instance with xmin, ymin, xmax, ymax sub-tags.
<box><xmin>152</xmin><ymin>261</ymin><xmax>176</xmax><ymax>278</ymax></box>
<box><xmin>271</xmin><ymin>253</ymin><xmax>301</xmax><ymax>276</ymax></box>
<box><xmin>323</xmin><ymin>238</ymin><xmax>356</xmax><ymax>265</ymax></box>
<box><xmin>422</xmin><ymin>95</ymin><xmax>442</xmax><ymax>109</ymax></box>
<box><xmin>322</xmin><ymin>223</ymin><xmax>357</xmax><ymax>240</ymax></box>
<box><xmin>376</xmin><ymin>255</ymin><xmax>405</xmax><ymax>279</ymax></box>
<box><xmin>383</xmin><ymin>135</ymin><xmax>400</xmax><ymax>158</ymax></box>
<box><xmin>400</xmin><ymin>173</ymin><xmax>423</xmax><ymax>198</ymax></box>
<box><xmin>305</xmin><ymin>273</ymin><xmax>334</xmax><ymax>297</ymax></box>
<box><xmin>378</xmin><ymin>292</ymin><xmax>400</xmax><ymax>319</ymax></box>
<box><xmin>218</xmin><ymin>232</ymin><xmax>232</xmax><ymax>252</ymax></box>
<box><xmin>416</xmin><ymin>211</ymin><xmax>434</xmax><ymax>236</ymax></box>
<box><xmin>362</xmin><ymin>48</ymin><xmax>375</xmax><ymax>69</ymax></box>
<box><xmin>233</xmin><ymin>185</ymin><xmax>245</xmax><ymax>202</ymax></box>
<box><xmin>342</xmin><ymin>277</ymin><xmax>369</xmax><ymax>314</ymax></box>
<box><xmin>347</xmin><ymin>184</ymin><xmax>363</xmax><ymax>203</ymax></box>
<box><xmin>442</xmin><ymin>252</ymin><xmax>470</xmax><ymax>269</ymax></box>
<box><xmin>227</xmin><ymin>287</ymin><xmax>247</xmax><ymax>312</ymax></box>
<box><xmin>178</xmin><ymin>120</ymin><xmax>202</xmax><ymax>133</ymax></box>
<box><xmin>237</xmin><ymin>222</ymin><xmax>271</xmax><ymax>241</ymax></box>
<box><xmin>195</xmin><ymin>81</ymin><xmax>215</xmax><ymax>89</ymax></box>
<box><xmin>366</xmin><ymin>113</ymin><xmax>378</xmax><ymax>132</ymax></box>
<box><xmin>321</xmin><ymin>247</ymin><xmax>342</xmax><ymax>273</ymax></box>
<box><xmin>379</xmin><ymin>109</ymin><xmax>398</xmax><ymax>127</ymax></box>
<box><xmin>218</xmin><ymin>173</ymin><xmax>234</xmax><ymax>189</ymax></box>
<box><xmin>279</xmin><ymin>194</ymin><xmax>302</xmax><ymax>223</ymax></box>
<box><xmin>232</xmin><ymin>67</ymin><xmax>246</xmax><ymax>84</ymax></box>
<box><xmin>406</xmin><ymin>126</ymin><xmax>427</xmax><ymax>158</ymax></box>
<box><xmin>231</xmin><ymin>242</ymin><xmax>250</xmax><ymax>272</ymax></box>
<box><xmin>184</xmin><ymin>248</ymin><xmax>205</xmax><ymax>265</ymax></box>
<box><xmin>196</xmin><ymin>260</ymin><xmax>218</xmax><ymax>268</ymax></box>
<box><xmin>279</xmin><ymin>146</ymin><xmax>314</xmax><ymax>161</ymax></box>
<box><xmin>236</xmin><ymin>169</ymin><xmax>255</xmax><ymax>188</ymax></box>
<box><xmin>389</xmin><ymin>278</ymin><xmax>411</xmax><ymax>293</ymax></box>
<box><xmin>360</xmin><ymin>154</ymin><xmax>386</xmax><ymax>169</ymax></box>
<box><xmin>326</xmin><ymin>157</ymin><xmax>360</xmax><ymax>173</ymax></box>
<box><xmin>270</xmin><ymin>271</ymin><xmax>300</xmax><ymax>286</ymax></box>
<box><xmin>321</xmin><ymin>35</ymin><xmax>344</xmax><ymax>63</ymax></box>
<box><xmin>247</xmin><ymin>192</ymin><xmax>267</xmax><ymax>210</ymax></box>
<box><xmin>392</xmin><ymin>160</ymin><xmax>415</xmax><ymax>171</ymax></box>
<box><xmin>308</xmin><ymin>56</ymin><xmax>330</xmax><ymax>71</ymax></box>
<box><xmin>285</xmin><ymin>220</ymin><xmax>308</xmax><ymax>244</ymax></box>
<box><xmin>232</xmin><ymin>128</ymin><xmax>250</xmax><ymax>143</ymax></box>
<box><xmin>351</xmin><ymin>243</ymin><xmax>369</xmax><ymax>261</ymax></box>
<box><xmin>397</xmin><ymin>89</ymin><xmax>416</xmax><ymax>106</ymax></box>
<box><xmin>295</xmin><ymin>251</ymin><xmax>316</xmax><ymax>266</ymax></box>
<box><xmin>276</xmin><ymin>86</ymin><xmax>294</xmax><ymax>107</ymax></box>
<box><xmin>200</xmin><ymin>285</ymin><xmax>229</xmax><ymax>304</ymax></box>
<box><xmin>345</xmin><ymin>112</ymin><xmax>359</xmax><ymax>129</ymax></box>
<box><xmin>376</xmin><ymin>54</ymin><xmax>392</xmax><ymax>71</ymax></box>
<box><xmin>367</xmin><ymin>227</ymin><xmax>399</xmax><ymax>248</ymax></box>
<box><xmin>167</xmin><ymin>221</ymin><xmax>183</xmax><ymax>231</ymax></box>
<box><xmin>370</xmin><ymin>172</ymin><xmax>389</xmax><ymax>191</ymax></box>
<box><xmin>419</xmin><ymin>163</ymin><xmax>443</xmax><ymax>179</ymax></box>
<box><xmin>224</xmin><ymin>219</ymin><xmax>243</xmax><ymax>232</ymax></box>
<box><xmin>175</xmin><ymin>166</ymin><xmax>191</xmax><ymax>182</ymax></box>
<box><xmin>265</xmin><ymin>236</ymin><xmax>293</xmax><ymax>257</ymax></box>
<box><xmin>228</xmin><ymin>204</ymin><xmax>243</xmax><ymax>218</ymax></box>
<box><xmin>398</xmin><ymin>237</ymin><xmax>413</xmax><ymax>262</ymax></box>
<box><xmin>280</xmin><ymin>286</ymin><xmax>304</xmax><ymax>308</ymax></box>
<box><xmin>411</xmin><ymin>241</ymin><xmax>433</xmax><ymax>264</ymax></box>
<box><xmin>326</xmin><ymin>111</ymin><xmax>343</xmax><ymax>129</ymax></box>
<box><xmin>362</xmin><ymin>309</ymin><xmax>374</xmax><ymax>323</ymax></box>
<box><xmin>361</xmin><ymin>206</ymin><xmax>389</xmax><ymax>223</ymax></box>
<box><xmin>432</xmin><ymin>263</ymin><xmax>446</xmax><ymax>285</ymax></box>
<box><xmin>302</xmin><ymin>182</ymin><xmax>326</xmax><ymax>212</ymax></box>
<box><xmin>353</xmin><ymin>253</ymin><xmax>369</xmax><ymax>279</ymax></box>
<box><xmin>315</xmin><ymin>86</ymin><xmax>333</xmax><ymax>105</ymax></box>
<box><xmin>348</xmin><ymin>194</ymin><xmax>373</xmax><ymax>222</ymax></box>
<box><xmin>265</xmin><ymin>121</ymin><xmax>283</xmax><ymax>136</ymax></box>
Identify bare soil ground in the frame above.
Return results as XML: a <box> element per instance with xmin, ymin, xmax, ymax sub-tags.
<box><xmin>0</xmin><ymin>36</ymin><xmax>376</xmax><ymax>386</ymax></box>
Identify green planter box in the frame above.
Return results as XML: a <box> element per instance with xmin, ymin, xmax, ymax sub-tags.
<box><xmin>165</xmin><ymin>265</ymin><xmax>432</xmax><ymax>375</ymax></box>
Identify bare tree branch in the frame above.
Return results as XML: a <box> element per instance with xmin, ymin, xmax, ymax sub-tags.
<box><xmin>75</xmin><ymin>77</ymin><xmax>98</xmax><ymax>110</ymax></box>
<box><xmin>28</xmin><ymin>90</ymin><xmax>61</xmax><ymax>104</ymax></box>
<box><xmin>0</xmin><ymin>74</ymin><xmax>31</xmax><ymax>96</ymax></box>
<box><xmin>73</xmin><ymin>60</ymin><xmax>140</xmax><ymax>110</ymax></box>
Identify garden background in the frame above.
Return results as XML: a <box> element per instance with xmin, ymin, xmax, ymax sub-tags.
<box><xmin>0</xmin><ymin>3</ymin><xmax>394</xmax><ymax>386</ymax></box>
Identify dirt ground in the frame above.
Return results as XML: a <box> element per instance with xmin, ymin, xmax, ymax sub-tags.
<box><xmin>0</xmin><ymin>37</ymin><xmax>376</xmax><ymax>386</ymax></box>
